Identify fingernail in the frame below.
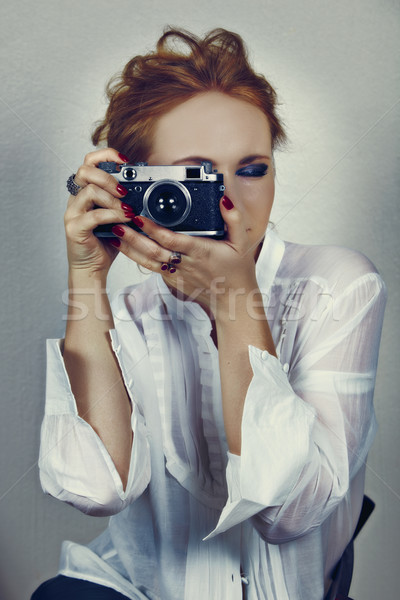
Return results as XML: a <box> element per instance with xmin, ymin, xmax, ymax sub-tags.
<box><xmin>109</xmin><ymin>239</ymin><xmax>121</xmax><ymax>248</ymax></box>
<box><xmin>118</xmin><ymin>153</ymin><xmax>130</xmax><ymax>162</ymax></box>
<box><xmin>121</xmin><ymin>203</ymin><xmax>134</xmax><ymax>213</ymax></box>
<box><xmin>111</xmin><ymin>225</ymin><xmax>125</xmax><ymax>237</ymax></box>
<box><xmin>222</xmin><ymin>196</ymin><xmax>234</xmax><ymax>210</ymax></box>
<box><xmin>121</xmin><ymin>203</ymin><xmax>136</xmax><ymax>219</ymax></box>
<box><xmin>117</xmin><ymin>184</ymin><xmax>128</xmax><ymax>196</ymax></box>
<box><xmin>132</xmin><ymin>216</ymin><xmax>144</xmax><ymax>228</ymax></box>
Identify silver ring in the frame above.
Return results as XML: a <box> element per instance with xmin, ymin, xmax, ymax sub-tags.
<box><xmin>169</xmin><ymin>252</ymin><xmax>182</xmax><ymax>265</ymax></box>
<box><xmin>67</xmin><ymin>174</ymin><xmax>83</xmax><ymax>196</ymax></box>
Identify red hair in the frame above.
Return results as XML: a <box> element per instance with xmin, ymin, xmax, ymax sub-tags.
<box><xmin>92</xmin><ymin>27</ymin><xmax>287</xmax><ymax>162</ymax></box>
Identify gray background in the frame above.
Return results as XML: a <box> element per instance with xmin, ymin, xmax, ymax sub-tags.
<box><xmin>0</xmin><ymin>1</ymin><xmax>399</xmax><ymax>598</ymax></box>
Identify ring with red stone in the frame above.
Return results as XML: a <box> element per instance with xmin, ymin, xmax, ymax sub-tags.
<box><xmin>169</xmin><ymin>252</ymin><xmax>182</xmax><ymax>265</ymax></box>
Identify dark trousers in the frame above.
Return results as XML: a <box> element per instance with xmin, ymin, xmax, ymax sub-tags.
<box><xmin>31</xmin><ymin>575</ymin><xmax>130</xmax><ymax>599</ymax></box>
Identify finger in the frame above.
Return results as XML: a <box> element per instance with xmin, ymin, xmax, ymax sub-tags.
<box><xmin>219</xmin><ymin>195</ymin><xmax>249</xmax><ymax>251</ymax></box>
<box><xmin>66</xmin><ymin>183</ymin><xmax>129</xmax><ymax>217</ymax></box>
<box><xmin>82</xmin><ymin>148</ymin><xmax>130</xmax><ymax>168</ymax></box>
<box><xmin>65</xmin><ymin>207</ymin><xmax>133</xmax><ymax>240</ymax></box>
<box><xmin>109</xmin><ymin>223</ymin><xmax>179</xmax><ymax>272</ymax></box>
<box><xmin>131</xmin><ymin>216</ymin><xmax>195</xmax><ymax>256</ymax></box>
<box><xmin>73</xmin><ymin>164</ymin><xmax>129</xmax><ymax>199</ymax></box>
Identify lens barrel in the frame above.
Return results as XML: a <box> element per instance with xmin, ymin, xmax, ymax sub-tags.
<box><xmin>143</xmin><ymin>181</ymin><xmax>191</xmax><ymax>227</ymax></box>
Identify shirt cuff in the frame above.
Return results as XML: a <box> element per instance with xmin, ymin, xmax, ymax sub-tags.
<box><xmin>205</xmin><ymin>345</ymin><xmax>316</xmax><ymax>539</ymax></box>
<box><xmin>45</xmin><ymin>339</ymin><xmax>79</xmax><ymax>415</ymax></box>
<box><xmin>41</xmin><ymin>337</ymin><xmax>150</xmax><ymax>513</ymax></box>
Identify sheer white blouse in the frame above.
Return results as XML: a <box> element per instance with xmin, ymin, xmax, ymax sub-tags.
<box><xmin>38</xmin><ymin>227</ymin><xmax>386</xmax><ymax>600</ymax></box>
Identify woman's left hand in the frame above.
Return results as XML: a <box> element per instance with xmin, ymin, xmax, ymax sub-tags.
<box><xmin>113</xmin><ymin>195</ymin><xmax>275</xmax><ymax>455</ymax></box>
<box><xmin>111</xmin><ymin>196</ymin><xmax>261</xmax><ymax>319</ymax></box>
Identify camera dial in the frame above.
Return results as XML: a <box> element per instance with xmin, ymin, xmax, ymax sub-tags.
<box><xmin>122</xmin><ymin>168</ymin><xmax>137</xmax><ymax>180</ymax></box>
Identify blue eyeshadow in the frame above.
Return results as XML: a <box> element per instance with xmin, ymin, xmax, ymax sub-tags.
<box><xmin>236</xmin><ymin>163</ymin><xmax>268</xmax><ymax>177</ymax></box>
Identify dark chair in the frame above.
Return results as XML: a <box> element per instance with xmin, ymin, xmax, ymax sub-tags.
<box><xmin>325</xmin><ymin>495</ymin><xmax>375</xmax><ymax>600</ymax></box>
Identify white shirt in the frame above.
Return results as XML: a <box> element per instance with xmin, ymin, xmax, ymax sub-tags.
<box><xmin>39</xmin><ymin>227</ymin><xmax>386</xmax><ymax>600</ymax></box>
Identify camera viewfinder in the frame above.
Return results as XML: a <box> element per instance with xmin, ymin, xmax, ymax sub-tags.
<box><xmin>186</xmin><ymin>167</ymin><xmax>201</xmax><ymax>179</ymax></box>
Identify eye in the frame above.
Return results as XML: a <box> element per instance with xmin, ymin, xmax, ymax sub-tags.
<box><xmin>236</xmin><ymin>163</ymin><xmax>269</xmax><ymax>178</ymax></box>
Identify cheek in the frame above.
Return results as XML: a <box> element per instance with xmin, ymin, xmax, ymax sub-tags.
<box><xmin>265</xmin><ymin>176</ymin><xmax>275</xmax><ymax>201</ymax></box>
<box><xmin>243</xmin><ymin>180</ymin><xmax>274</xmax><ymax>218</ymax></box>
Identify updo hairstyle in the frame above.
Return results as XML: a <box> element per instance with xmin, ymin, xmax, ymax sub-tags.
<box><xmin>92</xmin><ymin>27</ymin><xmax>286</xmax><ymax>162</ymax></box>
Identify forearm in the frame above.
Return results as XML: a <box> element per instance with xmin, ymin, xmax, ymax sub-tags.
<box><xmin>63</xmin><ymin>269</ymin><xmax>132</xmax><ymax>487</ymax></box>
<box><xmin>216</xmin><ymin>289</ymin><xmax>276</xmax><ymax>455</ymax></box>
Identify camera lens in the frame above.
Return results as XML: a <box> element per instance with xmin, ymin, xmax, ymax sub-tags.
<box><xmin>144</xmin><ymin>181</ymin><xmax>191</xmax><ymax>227</ymax></box>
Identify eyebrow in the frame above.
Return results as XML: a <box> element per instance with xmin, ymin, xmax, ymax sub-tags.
<box><xmin>171</xmin><ymin>154</ymin><xmax>271</xmax><ymax>166</ymax></box>
<box><xmin>238</xmin><ymin>154</ymin><xmax>271</xmax><ymax>165</ymax></box>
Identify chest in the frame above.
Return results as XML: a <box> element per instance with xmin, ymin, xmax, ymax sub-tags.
<box><xmin>135</xmin><ymin>313</ymin><xmax>229</xmax><ymax>508</ymax></box>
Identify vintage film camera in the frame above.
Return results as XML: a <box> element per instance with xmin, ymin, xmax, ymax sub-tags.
<box><xmin>94</xmin><ymin>160</ymin><xmax>226</xmax><ymax>238</ymax></box>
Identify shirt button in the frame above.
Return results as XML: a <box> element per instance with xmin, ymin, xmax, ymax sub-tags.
<box><xmin>283</xmin><ymin>363</ymin><xmax>289</xmax><ymax>373</ymax></box>
<box><xmin>261</xmin><ymin>350</ymin><xmax>269</xmax><ymax>360</ymax></box>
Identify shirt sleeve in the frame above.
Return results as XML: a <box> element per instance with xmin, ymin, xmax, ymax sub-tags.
<box><xmin>38</xmin><ymin>335</ymin><xmax>151</xmax><ymax>516</ymax></box>
<box><xmin>205</xmin><ymin>270</ymin><xmax>386</xmax><ymax>542</ymax></box>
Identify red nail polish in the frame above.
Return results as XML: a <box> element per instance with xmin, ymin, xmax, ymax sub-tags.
<box><xmin>112</xmin><ymin>225</ymin><xmax>125</xmax><ymax>237</ymax></box>
<box><xmin>109</xmin><ymin>239</ymin><xmax>121</xmax><ymax>248</ymax></box>
<box><xmin>222</xmin><ymin>196</ymin><xmax>234</xmax><ymax>210</ymax></box>
<box><xmin>118</xmin><ymin>153</ymin><xmax>130</xmax><ymax>162</ymax></box>
<box><xmin>121</xmin><ymin>203</ymin><xmax>136</xmax><ymax>219</ymax></box>
<box><xmin>117</xmin><ymin>184</ymin><xmax>128</xmax><ymax>196</ymax></box>
<box><xmin>132</xmin><ymin>216</ymin><xmax>144</xmax><ymax>228</ymax></box>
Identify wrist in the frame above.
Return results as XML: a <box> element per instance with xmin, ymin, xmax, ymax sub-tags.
<box><xmin>215</xmin><ymin>293</ymin><xmax>276</xmax><ymax>357</ymax></box>
<box><xmin>66</xmin><ymin>268</ymin><xmax>113</xmax><ymax>327</ymax></box>
<box><xmin>213</xmin><ymin>283</ymin><xmax>267</xmax><ymax>324</ymax></box>
<box><xmin>68</xmin><ymin>267</ymin><xmax>108</xmax><ymax>290</ymax></box>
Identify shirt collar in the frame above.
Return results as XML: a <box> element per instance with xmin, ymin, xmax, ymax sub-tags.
<box><xmin>255</xmin><ymin>224</ymin><xmax>285</xmax><ymax>294</ymax></box>
<box><xmin>156</xmin><ymin>274</ymin><xmax>212</xmax><ymax>330</ymax></box>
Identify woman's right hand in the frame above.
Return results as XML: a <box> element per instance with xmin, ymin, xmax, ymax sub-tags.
<box><xmin>64</xmin><ymin>148</ymin><xmax>133</xmax><ymax>279</ymax></box>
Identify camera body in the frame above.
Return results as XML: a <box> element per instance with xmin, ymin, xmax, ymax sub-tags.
<box><xmin>94</xmin><ymin>161</ymin><xmax>225</xmax><ymax>238</ymax></box>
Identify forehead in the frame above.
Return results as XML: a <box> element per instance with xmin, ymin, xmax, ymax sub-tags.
<box><xmin>148</xmin><ymin>91</ymin><xmax>272</xmax><ymax>163</ymax></box>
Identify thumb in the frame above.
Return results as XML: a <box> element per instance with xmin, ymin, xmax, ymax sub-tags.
<box><xmin>220</xmin><ymin>195</ymin><xmax>246</xmax><ymax>247</ymax></box>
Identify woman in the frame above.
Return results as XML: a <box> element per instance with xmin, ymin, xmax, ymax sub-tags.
<box><xmin>33</xmin><ymin>28</ymin><xmax>386</xmax><ymax>600</ymax></box>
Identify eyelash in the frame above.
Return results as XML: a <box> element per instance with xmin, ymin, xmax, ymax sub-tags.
<box><xmin>235</xmin><ymin>163</ymin><xmax>269</xmax><ymax>178</ymax></box>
